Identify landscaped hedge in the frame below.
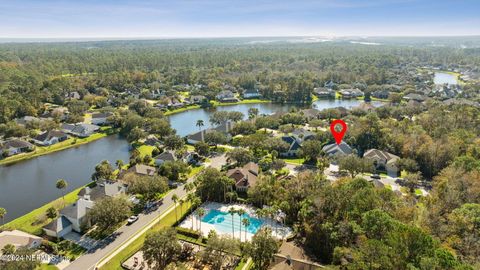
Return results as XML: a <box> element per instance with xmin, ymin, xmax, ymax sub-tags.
<box><xmin>176</xmin><ymin>227</ymin><xmax>202</xmax><ymax>239</ymax></box>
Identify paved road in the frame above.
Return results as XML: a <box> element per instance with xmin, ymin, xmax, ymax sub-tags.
<box><xmin>65</xmin><ymin>154</ymin><xmax>226</xmax><ymax>270</ymax></box>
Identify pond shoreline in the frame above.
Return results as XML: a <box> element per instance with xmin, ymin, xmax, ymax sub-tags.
<box><xmin>0</xmin><ymin>127</ymin><xmax>117</xmax><ymax>166</ymax></box>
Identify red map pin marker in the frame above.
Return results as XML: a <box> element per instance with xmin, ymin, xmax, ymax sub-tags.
<box><xmin>330</xmin><ymin>119</ymin><xmax>347</xmax><ymax>145</ymax></box>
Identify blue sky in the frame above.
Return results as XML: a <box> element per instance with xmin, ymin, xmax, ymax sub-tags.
<box><xmin>0</xmin><ymin>0</ymin><xmax>479</xmax><ymax>38</ymax></box>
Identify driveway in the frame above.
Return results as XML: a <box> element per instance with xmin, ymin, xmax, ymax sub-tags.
<box><xmin>65</xmin><ymin>156</ymin><xmax>227</xmax><ymax>270</ymax></box>
<box><xmin>63</xmin><ymin>232</ymin><xmax>99</xmax><ymax>251</ymax></box>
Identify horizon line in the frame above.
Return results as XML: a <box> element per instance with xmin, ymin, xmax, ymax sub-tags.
<box><xmin>1</xmin><ymin>34</ymin><xmax>480</xmax><ymax>42</ymax></box>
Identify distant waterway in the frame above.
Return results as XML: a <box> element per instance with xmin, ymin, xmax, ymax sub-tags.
<box><xmin>434</xmin><ymin>72</ymin><xmax>458</xmax><ymax>85</ymax></box>
<box><xmin>169</xmin><ymin>99</ymin><xmax>382</xmax><ymax>137</ymax></box>
<box><xmin>0</xmin><ymin>135</ymin><xmax>130</xmax><ymax>222</ymax></box>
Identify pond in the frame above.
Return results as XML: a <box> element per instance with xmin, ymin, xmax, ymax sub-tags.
<box><xmin>1</xmin><ymin>99</ymin><xmax>381</xmax><ymax>222</ymax></box>
<box><xmin>0</xmin><ymin>135</ymin><xmax>130</xmax><ymax>222</ymax></box>
<box><xmin>169</xmin><ymin>99</ymin><xmax>380</xmax><ymax>136</ymax></box>
<box><xmin>434</xmin><ymin>72</ymin><xmax>458</xmax><ymax>85</ymax></box>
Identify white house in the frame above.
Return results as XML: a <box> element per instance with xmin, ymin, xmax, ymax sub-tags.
<box><xmin>0</xmin><ymin>139</ymin><xmax>35</xmax><ymax>156</ymax></box>
<box><xmin>32</xmin><ymin>130</ymin><xmax>68</xmax><ymax>146</ymax></box>
<box><xmin>61</xmin><ymin>123</ymin><xmax>100</xmax><ymax>138</ymax></box>
<box><xmin>363</xmin><ymin>149</ymin><xmax>400</xmax><ymax>176</ymax></box>
<box><xmin>43</xmin><ymin>181</ymin><xmax>127</xmax><ymax>238</ymax></box>
<box><xmin>243</xmin><ymin>89</ymin><xmax>262</xmax><ymax>99</ymax></box>
<box><xmin>91</xmin><ymin>112</ymin><xmax>113</xmax><ymax>125</ymax></box>
<box><xmin>0</xmin><ymin>230</ymin><xmax>43</xmax><ymax>253</ymax></box>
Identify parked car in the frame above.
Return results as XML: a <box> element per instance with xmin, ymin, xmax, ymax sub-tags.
<box><xmin>371</xmin><ymin>174</ymin><xmax>381</xmax><ymax>179</ymax></box>
<box><xmin>127</xmin><ymin>215</ymin><xmax>139</xmax><ymax>225</ymax></box>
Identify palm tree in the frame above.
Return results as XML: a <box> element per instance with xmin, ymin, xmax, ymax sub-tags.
<box><xmin>242</xmin><ymin>218</ymin><xmax>250</xmax><ymax>241</ymax></box>
<box><xmin>172</xmin><ymin>194</ymin><xmax>179</xmax><ymax>223</ymax></box>
<box><xmin>196</xmin><ymin>119</ymin><xmax>205</xmax><ymax>141</ymax></box>
<box><xmin>248</xmin><ymin>108</ymin><xmax>259</xmax><ymax>119</ymax></box>
<box><xmin>196</xmin><ymin>207</ymin><xmax>206</xmax><ymax>232</ymax></box>
<box><xmin>0</xmin><ymin>207</ymin><xmax>6</xmax><ymax>228</ymax></box>
<box><xmin>55</xmin><ymin>179</ymin><xmax>68</xmax><ymax>207</ymax></box>
<box><xmin>115</xmin><ymin>159</ymin><xmax>124</xmax><ymax>171</ymax></box>
<box><xmin>228</xmin><ymin>208</ymin><xmax>237</xmax><ymax>238</ymax></box>
<box><xmin>237</xmin><ymin>209</ymin><xmax>246</xmax><ymax>240</ymax></box>
<box><xmin>179</xmin><ymin>199</ymin><xmax>185</xmax><ymax>217</ymax></box>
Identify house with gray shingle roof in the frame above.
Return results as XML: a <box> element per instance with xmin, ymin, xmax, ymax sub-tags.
<box><xmin>0</xmin><ymin>139</ymin><xmax>35</xmax><ymax>157</ymax></box>
<box><xmin>280</xmin><ymin>136</ymin><xmax>301</xmax><ymax>157</ymax></box>
<box><xmin>322</xmin><ymin>141</ymin><xmax>353</xmax><ymax>157</ymax></box>
<box><xmin>154</xmin><ymin>150</ymin><xmax>177</xmax><ymax>166</ymax></box>
<box><xmin>32</xmin><ymin>130</ymin><xmax>68</xmax><ymax>146</ymax></box>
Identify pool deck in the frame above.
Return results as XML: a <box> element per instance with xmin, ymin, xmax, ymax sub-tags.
<box><xmin>179</xmin><ymin>202</ymin><xmax>292</xmax><ymax>242</ymax></box>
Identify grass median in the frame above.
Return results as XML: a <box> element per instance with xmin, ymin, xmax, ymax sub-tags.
<box><xmin>99</xmin><ymin>201</ymin><xmax>193</xmax><ymax>270</ymax></box>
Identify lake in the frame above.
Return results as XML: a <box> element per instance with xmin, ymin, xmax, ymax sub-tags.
<box><xmin>434</xmin><ymin>72</ymin><xmax>458</xmax><ymax>85</ymax></box>
<box><xmin>0</xmin><ymin>136</ymin><xmax>130</xmax><ymax>223</ymax></box>
<box><xmin>169</xmin><ymin>99</ymin><xmax>378</xmax><ymax>136</ymax></box>
<box><xmin>1</xmin><ymin>99</ymin><xmax>379</xmax><ymax>222</ymax></box>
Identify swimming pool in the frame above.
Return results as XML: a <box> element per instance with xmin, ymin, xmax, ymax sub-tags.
<box><xmin>202</xmin><ymin>209</ymin><xmax>264</xmax><ymax>234</ymax></box>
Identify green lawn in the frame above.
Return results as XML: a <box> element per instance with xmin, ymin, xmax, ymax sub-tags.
<box><xmin>0</xmin><ymin>128</ymin><xmax>116</xmax><ymax>166</ymax></box>
<box><xmin>164</xmin><ymin>105</ymin><xmax>201</xmax><ymax>116</ymax></box>
<box><xmin>415</xmin><ymin>189</ymin><xmax>423</xmax><ymax>196</ymax></box>
<box><xmin>99</xmin><ymin>202</ymin><xmax>193</xmax><ymax>270</ymax></box>
<box><xmin>212</xmin><ymin>99</ymin><xmax>270</xmax><ymax>107</ymax></box>
<box><xmin>281</xmin><ymin>158</ymin><xmax>305</xmax><ymax>165</ymax></box>
<box><xmin>3</xmin><ymin>184</ymin><xmax>89</xmax><ymax>235</ymax></box>
<box><xmin>188</xmin><ymin>166</ymin><xmax>204</xmax><ymax>177</ymax></box>
<box><xmin>36</xmin><ymin>264</ymin><xmax>59</xmax><ymax>270</ymax></box>
<box><xmin>136</xmin><ymin>144</ymin><xmax>155</xmax><ymax>158</ymax></box>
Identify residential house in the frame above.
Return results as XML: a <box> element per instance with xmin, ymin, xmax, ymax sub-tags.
<box><xmin>0</xmin><ymin>230</ymin><xmax>43</xmax><ymax>253</ymax></box>
<box><xmin>313</xmin><ymin>87</ymin><xmax>335</xmax><ymax>98</ymax></box>
<box><xmin>402</xmin><ymin>93</ymin><xmax>427</xmax><ymax>103</ymax></box>
<box><xmin>61</xmin><ymin>123</ymin><xmax>100</xmax><ymax>138</ymax></box>
<box><xmin>270</xmin><ymin>241</ymin><xmax>324</xmax><ymax>270</ymax></box>
<box><xmin>372</xmin><ymin>90</ymin><xmax>390</xmax><ymax>99</ymax></box>
<box><xmin>291</xmin><ymin>129</ymin><xmax>315</xmax><ymax>143</ymax></box>
<box><xmin>226</xmin><ymin>162</ymin><xmax>259</xmax><ymax>192</ymax></box>
<box><xmin>91</xmin><ymin>112</ymin><xmax>113</xmax><ymax>125</ymax></box>
<box><xmin>354</xmin><ymin>102</ymin><xmax>375</xmax><ymax>112</ymax></box>
<box><xmin>125</xmin><ymin>164</ymin><xmax>157</xmax><ymax>176</ymax></box>
<box><xmin>216</xmin><ymin>90</ymin><xmax>238</xmax><ymax>102</ymax></box>
<box><xmin>243</xmin><ymin>89</ymin><xmax>262</xmax><ymax>99</ymax></box>
<box><xmin>0</xmin><ymin>139</ymin><xmax>35</xmax><ymax>157</ymax></box>
<box><xmin>299</xmin><ymin>109</ymin><xmax>321</xmax><ymax>121</ymax></box>
<box><xmin>144</xmin><ymin>134</ymin><xmax>162</xmax><ymax>146</ymax></box>
<box><xmin>339</xmin><ymin>88</ymin><xmax>364</xmax><ymax>98</ymax></box>
<box><xmin>32</xmin><ymin>130</ymin><xmax>68</xmax><ymax>146</ymax></box>
<box><xmin>187</xmin><ymin>121</ymin><xmax>235</xmax><ymax>144</ymax></box>
<box><xmin>154</xmin><ymin>150</ymin><xmax>177</xmax><ymax>166</ymax></box>
<box><xmin>322</xmin><ymin>141</ymin><xmax>353</xmax><ymax>157</ymax></box>
<box><xmin>280</xmin><ymin>136</ymin><xmax>301</xmax><ymax>157</ymax></box>
<box><xmin>363</xmin><ymin>149</ymin><xmax>400</xmax><ymax>176</ymax></box>
<box><xmin>324</xmin><ymin>80</ymin><xmax>336</xmax><ymax>89</ymax></box>
<box><xmin>43</xmin><ymin>181</ymin><xmax>127</xmax><ymax>238</ymax></box>
<box><xmin>187</xmin><ymin>95</ymin><xmax>206</xmax><ymax>104</ymax></box>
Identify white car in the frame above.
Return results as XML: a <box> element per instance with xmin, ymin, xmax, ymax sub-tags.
<box><xmin>127</xmin><ymin>215</ymin><xmax>139</xmax><ymax>225</ymax></box>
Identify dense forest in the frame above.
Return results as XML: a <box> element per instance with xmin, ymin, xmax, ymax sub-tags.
<box><xmin>1</xmin><ymin>38</ymin><xmax>480</xmax><ymax>125</ymax></box>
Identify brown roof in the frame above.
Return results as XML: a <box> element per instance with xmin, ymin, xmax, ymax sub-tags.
<box><xmin>126</xmin><ymin>164</ymin><xmax>156</xmax><ymax>176</ymax></box>
<box><xmin>226</xmin><ymin>162</ymin><xmax>259</xmax><ymax>189</ymax></box>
